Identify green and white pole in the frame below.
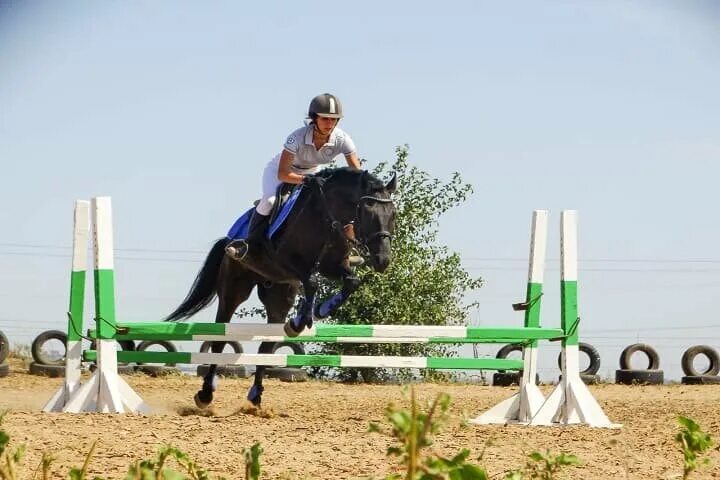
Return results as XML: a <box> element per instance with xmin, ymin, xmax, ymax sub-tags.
<box><xmin>471</xmin><ymin>210</ymin><xmax>548</xmax><ymax>424</ymax></box>
<box><xmin>44</xmin><ymin>200</ymin><xmax>90</xmax><ymax>412</ymax></box>
<box><xmin>61</xmin><ymin>197</ymin><xmax>149</xmax><ymax>413</ymax></box>
<box><xmin>531</xmin><ymin>211</ymin><xmax>618</xmax><ymax>427</ymax></box>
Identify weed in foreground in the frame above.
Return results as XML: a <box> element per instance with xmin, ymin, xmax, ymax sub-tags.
<box><xmin>369</xmin><ymin>387</ymin><xmax>489</xmax><ymax>479</ymax></box>
<box><xmin>504</xmin><ymin>450</ymin><xmax>579</xmax><ymax>480</ymax></box>
<box><xmin>675</xmin><ymin>415</ymin><xmax>714</xmax><ymax>480</ymax></box>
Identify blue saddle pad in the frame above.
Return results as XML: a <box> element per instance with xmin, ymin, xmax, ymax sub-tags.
<box><xmin>226</xmin><ymin>186</ymin><xmax>304</xmax><ymax>240</ymax></box>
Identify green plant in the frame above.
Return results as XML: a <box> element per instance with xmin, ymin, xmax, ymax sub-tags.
<box><xmin>124</xmin><ymin>445</ymin><xmax>226</xmax><ymax>480</ymax></box>
<box><xmin>675</xmin><ymin>415</ymin><xmax>714</xmax><ymax>479</ymax></box>
<box><xmin>242</xmin><ymin>443</ymin><xmax>262</xmax><ymax>480</ymax></box>
<box><xmin>0</xmin><ymin>410</ymin><xmax>25</xmax><ymax>480</ymax></box>
<box><xmin>370</xmin><ymin>387</ymin><xmax>488</xmax><ymax>479</ymax></box>
<box><xmin>504</xmin><ymin>450</ymin><xmax>579</xmax><ymax>480</ymax></box>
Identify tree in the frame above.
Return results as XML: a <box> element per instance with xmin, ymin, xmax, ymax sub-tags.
<box><xmin>311</xmin><ymin>145</ymin><xmax>484</xmax><ymax>381</ymax></box>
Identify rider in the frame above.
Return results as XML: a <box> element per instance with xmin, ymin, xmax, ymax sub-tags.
<box><xmin>227</xmin><ymin>93</ymin><xmax>361</xmax><ymax>260</ymax></box>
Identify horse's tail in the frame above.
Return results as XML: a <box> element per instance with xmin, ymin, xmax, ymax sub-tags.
<box><xmin>165</xmin><ymin>238</ymin><xmax>229</xmax><ymax>321</ymax></box>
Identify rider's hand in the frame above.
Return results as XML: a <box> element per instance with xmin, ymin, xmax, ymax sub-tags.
<box><xmin>302</xmin><ymin>175</ymin><xmax>326</xmax><ymax>189</ymax></box>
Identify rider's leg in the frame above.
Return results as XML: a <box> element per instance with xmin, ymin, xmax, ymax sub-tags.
<box><xmin>226</xmin><ymin>158</ymin><xmax>279</xmax><ymax>260</ymax></box>
<box><xmin>246</xmin><ymin>209</ymin><xmax>270</xmax><ymax>243</ymax></box>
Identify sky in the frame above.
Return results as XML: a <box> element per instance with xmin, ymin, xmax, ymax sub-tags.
<box><xmin>1</xmin><ymin>0</ymin><xmax>719</xmax><ymax>382</ymax></box>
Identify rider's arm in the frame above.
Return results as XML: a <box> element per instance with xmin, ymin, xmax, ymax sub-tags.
<box><xmin>277</xmin><ymin>150</ymin><xmax>305</xmax><ymax>184</ymax></box>
<box><xmin>345</xmin><ymin>152</ymin><xmax>361</xmax><ymax>169</ymax></box>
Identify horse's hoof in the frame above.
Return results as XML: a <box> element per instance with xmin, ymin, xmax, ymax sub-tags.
<box><xmin>283</xmin><ymin>320</ymin><xmax>302</xmax><ymax>337</ymax></box>
<box><xmin>194</xmin><ymin>390</ymin><xmax>213</xmax><ymax>409</ymax></box>
<box><xmin>247</xmin><ymin>385</ymin><xmax>264</xmax><ymax>406</ymax></box>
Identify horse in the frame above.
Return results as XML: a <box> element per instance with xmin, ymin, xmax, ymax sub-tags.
<box><xmin>165</xmin><ymin>167</ymin><xmax>397</xmax><ymax>407</ymax></box>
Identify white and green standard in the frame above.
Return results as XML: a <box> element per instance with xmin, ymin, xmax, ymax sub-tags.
<box><xmin>45</xmin><ymin>198</ymin><xmax>618</xmax><ymax>428</ymax></box>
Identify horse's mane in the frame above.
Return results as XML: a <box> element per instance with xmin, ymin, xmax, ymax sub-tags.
<box><xmin>315</xmin><ymin>167</ymin><xmax>385</xmax><ymax>191</ymax></box>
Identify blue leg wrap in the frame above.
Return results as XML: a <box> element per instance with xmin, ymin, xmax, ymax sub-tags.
<box><xmin>247</xmin><ymin>384</ymin><xmax>264</xmax><ymax>404</ymax></box>
<box><xmin>317</xmin><ymin>292</ymin><xmax>345</xmax><ymax>318</ymax></box>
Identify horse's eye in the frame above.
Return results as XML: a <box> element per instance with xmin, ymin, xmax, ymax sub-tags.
<box><xmin>364</xmin><ymin>200</ymin><xmax>376</xmax><ymax>207</ymax></box>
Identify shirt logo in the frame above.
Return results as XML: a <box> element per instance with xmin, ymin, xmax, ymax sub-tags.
<box><xmin>286</xmin><ymin>136</ymin><xmax>295</xmax><ymax>145</ymax></box>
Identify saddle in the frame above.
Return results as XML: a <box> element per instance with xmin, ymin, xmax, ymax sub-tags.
<box><xmin>226</xmin><ymin>183</ymin><xmax>301</xmax><ymax>242</ymax></box>
<box><xmin>225</xmin><ymin>183</ymin><xmax>363</xmax><ymax>268</ymax></box>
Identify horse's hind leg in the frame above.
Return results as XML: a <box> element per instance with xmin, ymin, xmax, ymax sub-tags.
<box><xmin>247</xmin><ymin>282</ymin><xmax>298</xmax><ymax>406</ymax></box>
<box><xmin>195</xmin><ymin>260</ymin><xmax>255</xmax><ymax>409</ymax></box>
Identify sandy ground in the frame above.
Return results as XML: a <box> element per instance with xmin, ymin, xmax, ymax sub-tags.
<box><xmin>1</xmin><ymin>358</ymin><xmax>719</xmax><ymax>480</ymax></box>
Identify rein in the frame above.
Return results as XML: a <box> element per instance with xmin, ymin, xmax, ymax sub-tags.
<box><xmin>313</xmin><ymin>181</ymin><xmax>393</xmax><ymax>258</ymax></box>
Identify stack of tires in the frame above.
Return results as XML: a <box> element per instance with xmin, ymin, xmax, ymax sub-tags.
<box><xmin>681</xmin><ymin>345</ymin><xmax>720</xmax><ymax>385</ymax></box>
<box><xmin>0</xmin><ymin>329</ymin><xmax>9</xmax><ymax>378</ymax></box>
<box><xmin>492</xmin><ymin>342</ymin><xmax>601</xmax><ymax>386</ymax></box>
<box><xmin>30</xmin><ymin>330</ymin><xmax>68</xmax><ymax>377</ymax></box>
<box><xmin>132</xmin><ymin>340</ymin><xmax>179</xmax><ymax>376</ymax></box>
<box><xmin>615</xmin><ymin>343</ymin><xmax>664</xmax><ymax>385</ymax></box>
<box><xmin>492</xmin><ymin>344</ymin><xmax>539</xmax><ymax>386</ymax></box>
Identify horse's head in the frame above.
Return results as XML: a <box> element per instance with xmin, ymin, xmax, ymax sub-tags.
<box><xmin>315</xmin><ymin>168</ymin><xmax>397</xmax><ymax>273</ymax></box>
<box><xmin>354</xmin><ymin>172</ymin><xmax>396</xmax><ymax>272</ymax></box>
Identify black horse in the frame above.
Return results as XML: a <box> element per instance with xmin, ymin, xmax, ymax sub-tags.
<box><xmin>165</xmin><ymin>167</ymin><xmax>397</xmax><ymax>407</ymax></box>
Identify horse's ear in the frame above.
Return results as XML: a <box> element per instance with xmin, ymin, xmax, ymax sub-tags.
<box><xmin>385</xmin><ymin>172</ymin><xmax>397</xmax><ymax>194</ymax></box>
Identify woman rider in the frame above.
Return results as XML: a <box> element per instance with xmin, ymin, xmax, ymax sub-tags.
<box><xmin>228</xmin><ymin>93</ymin><xmax>361</xmax><ymax>259</ymax></box>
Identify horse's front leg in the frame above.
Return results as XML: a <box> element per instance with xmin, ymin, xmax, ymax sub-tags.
<box><xmin>284</xmin><ymin>273</ymin><xmax>319</xmax><ymax>337</ymax></box>
<box><xmin>314</xmin><ymin>273</ymin><xmax>361</xmax><ymax>319</ymax></box>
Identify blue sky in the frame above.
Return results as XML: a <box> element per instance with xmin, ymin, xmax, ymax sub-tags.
<box><xmin>1</xmin><ymin>1</ymin><xmax>719</xmax><ymax>381</ymax></box>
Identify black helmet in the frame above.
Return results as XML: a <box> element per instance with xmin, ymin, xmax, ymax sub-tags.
<box><xmin>308</xmin><ymin>93</ymin><xmax>343</xmax><ymax>119</ymax></box>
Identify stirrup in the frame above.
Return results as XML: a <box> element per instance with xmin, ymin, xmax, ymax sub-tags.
<box><xmin>225</xmin><ymin>240</ymin><xmax>250</xmax><ymax>262</ymax></box>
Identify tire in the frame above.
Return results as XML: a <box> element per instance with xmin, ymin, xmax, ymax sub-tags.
<box><xmin>136</xmin><ymin>340</ymin><xmax>178</xmax><ymax>367</ymax></box>
<box><xmin>198</xmin><ymin>341</ymin><xmax>243</xmax><ymax>354</ymax></box>
<box><xmin>0</xmin><ymin>363</ymin><xmax>9</xmax><ymax>378</ymax></box>
<box><xmin>495</xmin><ymin>344</ymin><xmax>523</xmax><ymax>373</ymax></box>
<box><xmin>493</xmin><ymin>371</ymin><xmax>518</xmax><ymax>386</ymax></box>
<box><xmin>29</xmin><ymin>362</ymin><xmax>65</xmax><ymax>378</ymax></box>
<box><xmin>261</xmin><ymin>342</ymin><xmax>307</xmax><ymax>381</ymax></box>
<box><xmin>492</xmin><ymin>371</ymin><xmax>540</xmax><ymax>386</ymax></box>
<box><xmin>136</xmin><ymin>365</ymin><xmax>180</xmax><ymax>377</ymax></box>
<box><xmin>619</xmin><ymin>343</ymin><xmax>660</xmax><ymax>370</ymax></box>
<box><xmin>31</xmin><ymin>330</ymin><xmax>68</xmax><ymax>366</ymax></box>
<box><xmin>196</xmin><ymin>364</ymin><xmax>249</xmax><ymax>378</ymax></box>
<box><xmin>266</xmin><ymin>367</ymin><xmax>308</xmax><ymax>382</ymax></box>
<box><xmin>681</xmin><ymin>345</ymin><xmax>720</xmax><ymax>377</ymax></box>
<box><xmin>615</xmin><ymin>369</ymin><xmax>664</xmax><ymax>385</ymax></box>
<box><xmin>0</xmin><ymin>330</ymin><xmax>9</xmax><ymax>364</ymax></box>
<box><xmin>559</xmin><ymin>374</ymin><xmax>601</xmax><ymax>385</ymax></box>
<box><xmin>90</xmin><ymin>363</ymin><xmax>136</xmax><ymax>374</ymax></box>
<box><xmin>681</xmin><ymin>375</ymin><xmax>720</xmax><ymax>385</ymax></box>
<box><xmin>259</xmin><ymin>341</ymin><xmax>305</xmax><ymax>355</ymax></box>
<box><xmin>557</xmin><ymin>342</ymin><xmax>601</xmax><ymax>376</ymax></box>
<box><xmin>89</xmin><ymin>340</ymin><xmax>136</xmax><ymax>355</ymax></box>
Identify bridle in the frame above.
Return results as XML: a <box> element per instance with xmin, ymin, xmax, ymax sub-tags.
<box><xmin>312</xmin><ymin>181</ymin><xmax>394</xmax><ymax>258</ymax></box>
<box><xmin>354</xmin><ymin>195</ymin><xmax>394</xmax><ymax>247</ymax></box>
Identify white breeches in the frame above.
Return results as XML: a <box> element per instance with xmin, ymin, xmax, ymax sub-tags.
<box><xmin>255</xmin><ymin>154</ymin><xmax>321</xmax><ymax>216</ymax></box>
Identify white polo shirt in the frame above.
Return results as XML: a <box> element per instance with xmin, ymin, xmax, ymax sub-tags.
<box><xmin>281</xmin><ymin>125</ymin><xmax>356</xmax><ymax>174</ymax></box>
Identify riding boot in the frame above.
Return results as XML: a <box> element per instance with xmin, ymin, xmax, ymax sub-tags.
<box><xmin>226</xmin><ymin>212</ymin><xmax>270</xmax><ymax>261</ymax></box>
<box><xmin>246</xmin><ymin>211</ymin><xmax>270</xmax><ymax>244</ymax></box>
